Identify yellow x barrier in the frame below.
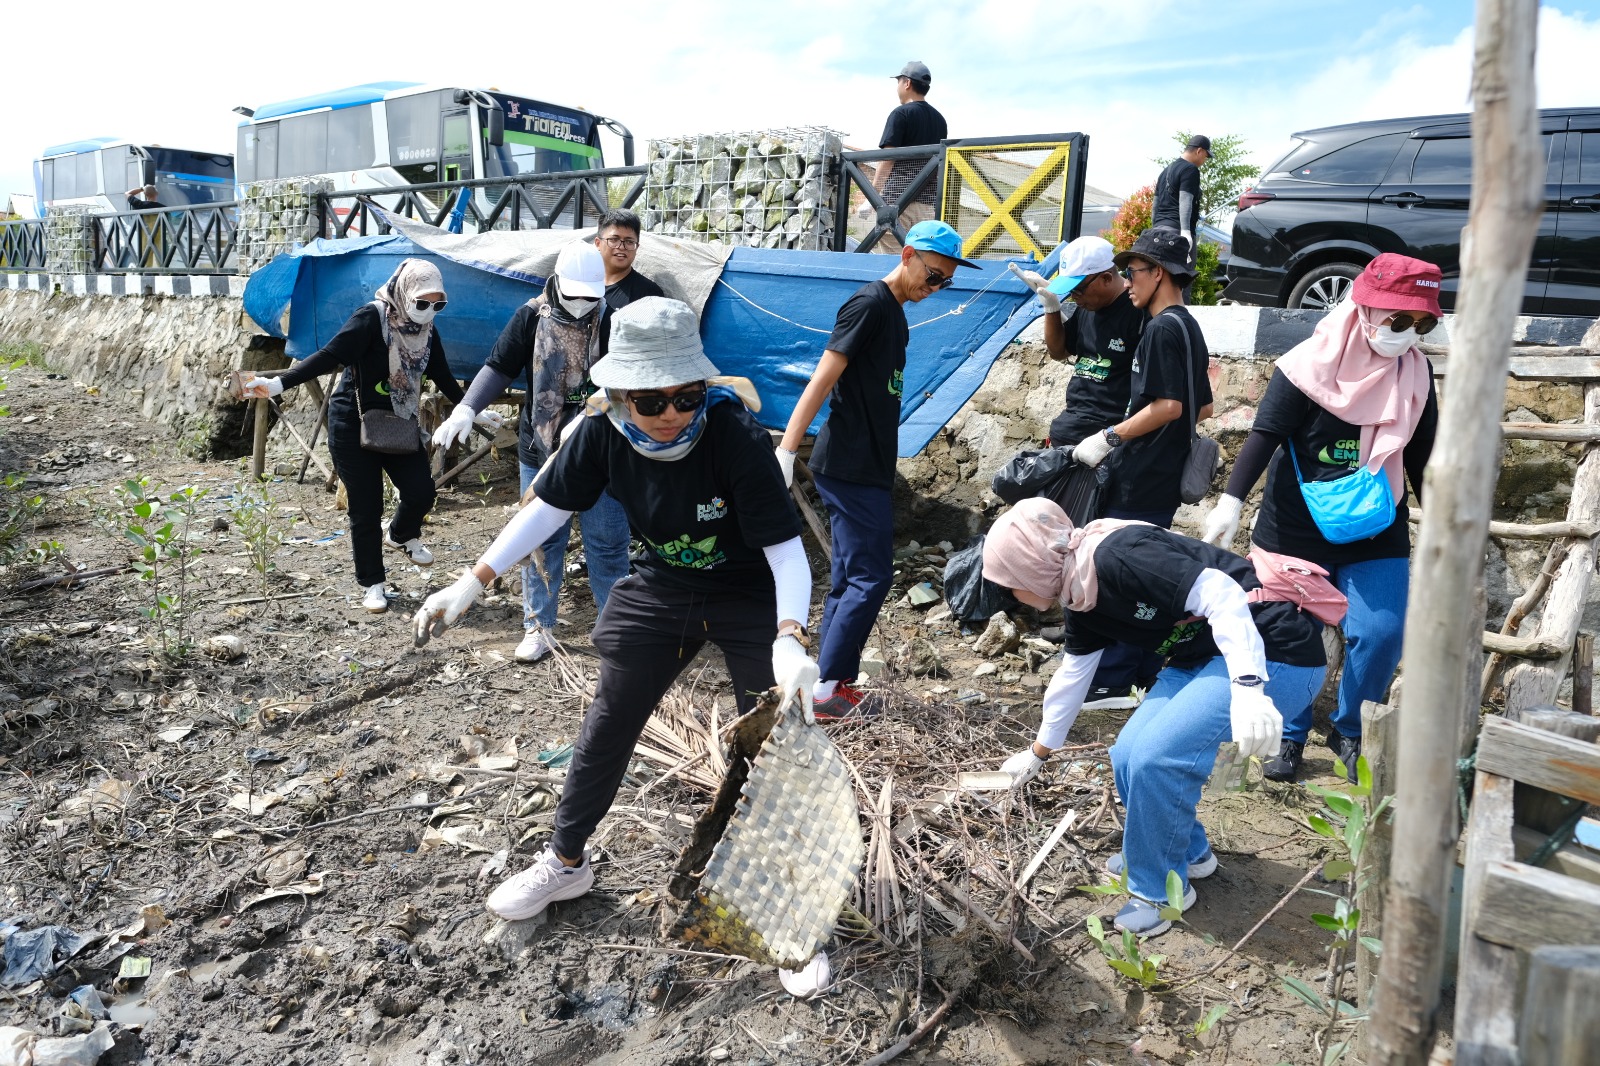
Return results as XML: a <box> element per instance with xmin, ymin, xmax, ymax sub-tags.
<box><xmin>941</xmin><ymin>139</ymin><xmax>1077</xmax><ymax>260</ymax></box>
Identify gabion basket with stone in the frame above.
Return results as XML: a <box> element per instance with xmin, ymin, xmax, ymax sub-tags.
<box><xmin>669</xmin><ymin>688</ymin><xmax>864</xmax><ymax>969</ymax></box>
<box><xmin>641</xmin><ymin>129</ymin><xmax>842</xmax><ymax>252</ymax></box>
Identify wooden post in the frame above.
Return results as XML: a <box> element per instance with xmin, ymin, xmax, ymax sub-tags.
<box><xmin>1456</xmin><ymin>771</ymin><xmax>1520</xmax><ymax>1066</ymax></box>
<box><xmin>250</xmin><ymin>396</ymin><xmax>271</xmax><ymax>481</ymax></box>
<box><xmin>1519</xmin><ymin>946</ymin><xmax>1600</xmax><ymax>1065</ymax></box>
<box><xmin>1356</xmin><ymin>701</ymin><xmax>1398</xmax><ymax>1006</ymax></box>
<box><xmin>296</xmin><ymin>375</ymin><xmax>333</xmax><ymax>485</ymax></box>
<box><xmin>1367</xmin><ymin>2</ymin><xmax>1543</xmax><ymax>1063</ymax></box>
<box><xmin>1572</xmin><ymin>632</ymin><xmax>1593</xmax><ymax>715</ymax></box>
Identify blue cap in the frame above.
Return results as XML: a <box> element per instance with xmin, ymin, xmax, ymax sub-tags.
<box><xmin>904</xmin><ymin>220</ymin><xmax>980</xmax><ymax>269</ymax></box>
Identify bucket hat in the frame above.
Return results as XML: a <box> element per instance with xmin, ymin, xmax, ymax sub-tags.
<box><xmin>1351</xmin><ymin>253</ymin><xmax>1443</xmax><ymax>317</ymax></box>
<box><xmin>1113</xmin><ymin>229</ymin><xmax>1193</xmax><ymax>281</ymax></box>
<box><xmin>590</xmin><ymin>297</ymin><xmax>720</xmax><ymax>390</ymax></box>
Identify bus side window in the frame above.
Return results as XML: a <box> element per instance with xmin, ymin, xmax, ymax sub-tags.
<box><xmin>40</xmin><ymin>160</ymin><xmax>54</xmax><ymax>202</ymax></box>
<box><xmin>387</xmin><ymin>91</ymin><xmax>443</xmax><ymax>185</ymax></box>
<box><xmin>278</xmin><ymin>112</ymin><xmax>329</xmax><ymax>180</ymax></box>
<box><xmin>75</xmin><ymin>152</ymin><xmax>99</xmax><ymax>199</ymax></box>
<box><xmin>328</xmin><ymin>106</ymin><xmax>377</xmax><ymax>172</ymax></box>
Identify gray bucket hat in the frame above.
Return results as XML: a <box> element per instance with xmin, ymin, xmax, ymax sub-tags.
<box><xmin>590</xmin><ymin>296</ymin><xmax>721</xmax><ymax>390</ymax></box>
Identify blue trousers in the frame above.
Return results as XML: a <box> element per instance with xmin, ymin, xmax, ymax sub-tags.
<box><xmin>1092</xmin><ymin>505</ymin><xmax>1179</xmax><ymax>689</ymax></box>
<box><xmin>1112</xmin><ymin>657</ymin><xmax>1325</xmax><ymax>902</ymax></box>
<box><xmin>1281</xmin><ymin>555</ymin><xmax>1410</xmax><ymax>744</ymax></box>
<box><xmin>519</xmin><ymin>461</ymin><xmax>632</xmax><ymax>631</ymax></box>
<box><xmin>813</xmin><ymin>472</ymin><xmax>895</xmax><ymax>684</ymax></box>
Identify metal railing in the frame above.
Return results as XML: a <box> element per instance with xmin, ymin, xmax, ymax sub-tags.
<box><xmin>319</xmin><ymin>167</ymin><xmax>648</xmax><ymax>238</ymax></box>
<box><xmin>0</xmin><ymin>219</ymin><xmax>47</xmax><ymax>271</ymax></box>
<box><xmin>834</xmin><ymin>145</ymin><xmax>946</xmax><ymax>254</ymax></box>
<box><xmin>93</xmin><ymin>202</ymin><xmax>239</xmax><ymax>274</ymax></box>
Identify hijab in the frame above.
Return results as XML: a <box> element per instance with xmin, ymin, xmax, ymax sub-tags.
<box><xmin>373</xmin><ymin>258</ymin><xmax>445</xmax><ymax>422</ymax></box>
<box><xmin>981</xmin><ymin>498</ymin><xmax>1147</xmax><ymax>613</ymax></box>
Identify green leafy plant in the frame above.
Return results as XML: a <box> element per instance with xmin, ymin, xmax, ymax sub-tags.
<box><xmin>0</xmin><ymin>472</ymin><xmax>45</xmax><ymax>563</ymax></box>
<box><xmin>1102</xmin><ymin>186</ymin><xmax>1153</xmax><ymax>254</ymax></box>
<box><xmin>116</xmin><ymin>478</ymin><xmax>207</xmax><ymax>659</ymax></box>
<box><xmin>1081</xmin><ymin>870</ymin><xmax>1187</xmax><ymax>989</ymax></box>
<box><xmin>229</xmin><ymin>479</ymin><xmax>296</xmax><ymax>604</ymax></box>
<box><xmin>1192</xmin><ymin>1002</ymin><xmax>1230</xmax><ymax>1037</ymax></box>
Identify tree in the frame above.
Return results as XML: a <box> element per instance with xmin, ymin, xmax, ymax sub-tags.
<box><xmin>1155</xmin><ymin>132</ymin><xmax>1261</xmax><ymax>225</ymax></box>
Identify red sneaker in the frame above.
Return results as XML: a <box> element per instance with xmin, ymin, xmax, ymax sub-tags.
<box><xmin>812</xmin><ymin>681</ymin><xmax>882</xmax><ymax>723</ymax></box>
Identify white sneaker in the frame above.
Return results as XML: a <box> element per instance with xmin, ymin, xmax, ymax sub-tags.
<box><xmin>361</xmin><ymin>583</ymin><xmax>388</xmax><ymax>613</ymax></box>
<box><xmin>384</xmin><ymin>531</ymin><xmax>433</xmax><ymax>566</ymax></box>
<box><xmin>514</xmin><ymin>628</ymin><xmax>556</xmax><ymax>663</ymax></box>
<box><xmin>486</xmin><ymin>844</ymin><xmax>593</xmax><ymax>920</ymax></box>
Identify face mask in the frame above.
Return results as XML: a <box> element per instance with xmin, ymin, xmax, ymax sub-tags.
<box><xmin>558</xmin><ymin>292</ymin><xmax>599</xmax><ymax>319</ymax></box>
<box><xmin>1360</xmin><ymin>308</ymin><xmax>1417</xmax><ymax>358</ymax></box>
<box><xmin>406</xmin><ymin>305</ymin><xmax>438</xmax><ymax>326</ymax></box>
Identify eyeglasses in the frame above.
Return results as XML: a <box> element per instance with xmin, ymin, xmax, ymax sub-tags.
<box><xmin>1068</xmin><ymin>269</ymin><xmax>1119</xmax><ymax>301</ymax></box>
<box><xmin>912</xmin><ymin>249</ymin><xmax>955</xmax><ymax>290</ymax></box>
<box><xmin>1383</xmin><ymin>312</ymin><xmax>1439</xmax><ymax>336</ymax></box>
<box><xmin>412</xmin><ymin>298</ymin><xmax>447</xmax><ymax>312</ymax></box>
<box><xmin>599</xmin><ymin>236</ymin><xmax>639</xmax><ymax>250</ymax></box>
<box><xmin>1119</xmin><ymin>265</ymin><xmax>1159</xmax><ymax>281</ymax></box>
<box><xmin>628</xmin><ymin>388</ymin><xmax>706</xmax><ymax>417</ymax></box>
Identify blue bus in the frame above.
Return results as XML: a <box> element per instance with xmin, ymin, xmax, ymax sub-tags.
<box><xmin>33</xmin><ymin>138</ymin><xmax>235</xmax><ymax>215</ymax></box>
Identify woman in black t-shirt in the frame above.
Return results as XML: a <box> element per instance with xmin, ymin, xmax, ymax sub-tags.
<box><xmin>240</xmin><ymin>258</ymin><xmax>466</xmax><ymax>613</ymax></box>
<box><xmin>984</xmin><ymin>499</ymin><xmax>1326</xmax><ymax>937</ymax></box>
<box><xmin>412</xmin><ymin>298</ymin><xmax>830</xmax><ymax>992</ymax></box>
<box><xmin>1201</xmin><ymin>254</ymin><xmax>1442</xmax><ymax>784</ymax></box>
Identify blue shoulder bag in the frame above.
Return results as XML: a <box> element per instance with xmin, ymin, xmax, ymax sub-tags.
<box><xmin>1288</xmin><ymin>446</ymin><xmax>1395</xmax><ymax>545</ymax></box>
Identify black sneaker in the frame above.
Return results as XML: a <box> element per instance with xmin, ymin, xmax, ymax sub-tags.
<box><xmin>1081</xmin><ymin>685</ymin><xmax>1141</xmax><ymax>711</ymax></box>
<box><xmin>1038</xmin><ymin>625</ymin><xmax>1066</xmax><ymax>644</ymax></box>
<box><xmin>1262</xmin><ymin>739</ymin><xmax>1305</xmax><ymax>782</ymax></box>
<box><xmin>1326</xmin><ymin>728</ymin><xmax>1362</xmax><ymax>784</ymax></box>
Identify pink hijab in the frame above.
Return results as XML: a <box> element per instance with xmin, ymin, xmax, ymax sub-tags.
<box><xmin>982</xmin><ymin>498</ymin><xmax>1145</xmax><ymax>612</ymax></box>
<box><xmin>1275</xmin><ymin>297</ymin><xmax>1430</xmax><ymax>498</ymax></box>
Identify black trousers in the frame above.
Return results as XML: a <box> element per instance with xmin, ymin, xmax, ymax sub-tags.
<box><xmin>549</xmin><ymin>572</ymin><xmax>776</xmax><ymax>860</ymax></box>
<box><xmin>327</xmin><ymin>416</ymin><xmax>436</xmax><ymax>588</ymax></box>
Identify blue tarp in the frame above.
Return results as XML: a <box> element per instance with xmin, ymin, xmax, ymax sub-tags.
<box><xmin>242</xmin><ymin>230</ymin><xmax>1057</xmax><ymax>456</ymax></box>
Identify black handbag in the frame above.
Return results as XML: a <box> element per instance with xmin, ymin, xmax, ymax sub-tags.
<box><xmin>353</xmin><ymin>354</ymin><xmax>421</xmax><ymax>455</ymax></box>
<box><xmin>1173</xmin><ymin>313</ymin><xmax>1221</xmax><ymax>505</ymax></box>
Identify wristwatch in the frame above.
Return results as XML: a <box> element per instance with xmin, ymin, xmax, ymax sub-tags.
<box><xmin>777</xmin><ymin>622</ymin><xmax>810</xmax><ymax>649</ymax></box>
<box><xmin>1103</xmin><ymin>427</ymin><xmax>1123</xmax><ymax>447</ymax></box>
<box><xmin>1232</xmin><ymin>675</ymin><xmax>1266</xmax><ymax>688</ymax></box>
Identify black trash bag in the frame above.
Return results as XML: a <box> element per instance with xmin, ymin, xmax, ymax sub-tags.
<box><xmin>990</xmin><ymin>446</ymin><xmax>1105</xmax><ymax>526</ymax></box>
<box><xmin>942</xmin><ymin>535</ymin><xmax>1019</xmax><ymax>623</ymax></box>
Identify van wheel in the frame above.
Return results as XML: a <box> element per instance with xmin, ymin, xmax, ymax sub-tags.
<box><xmin>1288</xmin><ymin>263</ymin><xmax>1362</xmax><ymax>310</ymax></box>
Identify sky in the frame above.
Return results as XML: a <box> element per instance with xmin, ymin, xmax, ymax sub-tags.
<box><xmin>4</xmin><ymin>1</ymin><xmax>1598</xmax><ymax>219</ymax></box>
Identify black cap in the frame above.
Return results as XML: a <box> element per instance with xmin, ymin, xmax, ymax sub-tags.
<box><xmin>894</xmin><ymin>61</ymin><xmax>932</xmax><ymax>83</ymax></box>
<box><xmin>1186</xmin><ymin>134</ymin><xmax>1212</xmax><ymax>152</ymax></box>
<box><xmin>1114</xmin><ymin>229</ymin><xmax>1194</xmax><ymax>281</ymax></box>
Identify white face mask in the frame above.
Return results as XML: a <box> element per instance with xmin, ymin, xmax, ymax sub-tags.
<box><xmin>558</xmin><ymin>291</ymin><xmax>599</xmax><ymax>319</ymax></box>
<box><xmin>1360</xmin><ymin>308</ymin><xmax>1417</xmax><ymax>358</ymax></box>
<box><xmin>407</xmin><ymin>305</ymin><xmax>439</xmax><ymax>326</ymax></box>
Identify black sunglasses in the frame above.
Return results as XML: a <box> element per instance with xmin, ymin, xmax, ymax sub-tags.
<box><xmin>628</xmin><ymin>388</ymin><xmax>706</xmax><ymax>417</ymax></box>
<box><xmin>1385</xmin><ymin>312</ymin><xmax>1439</xmax><ymax>336</ymax></box>
<box><xmin>912</xmin><ymin>249</ymin><xmax>955</xmax><ymax>290</ymax></box>
<box><xmin>412</xmin><ymin>298</ymin><xmax>447</xmax><ymax>312</ymax></box>
<box><xmin>1119</xmin><ymin>265</ymin><xmax>1159</xmax><ymax>280</ymax></box>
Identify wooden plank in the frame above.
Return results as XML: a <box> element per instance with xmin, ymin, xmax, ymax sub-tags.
<box><xmin>1455</xmin><ymin>770</ymin><xmax>1521</xmax><ymax>1066</ymax></box>
<box><xmin>1507</xmin><ymin>706</ymin><xmax>1600</xmax><ymax>833</ymax></box>
<box><xmin>1481</xmin><ymin>631</ymin><xmax>1567</xmax><ymax>659</ymax></box>
<box><xmin>1475</xmin><ymin>859</ymin><xmax>1600</xmax><ymax>950</ymax></box>
<box><xmin>1357</xmin><ymin>701</ymin><xmax>1397</xmax><ymax>1004</ymax></box>
<box><xmin>1520</xmin><ymin>946</ymin><xmax>1600</xmax><ymax>1066</ymax></box>
<box><xmin>1500</xmin><ymin>422</ymin><xmax>1600</xmax><ymax>442</ymax></box>
<box><xmin>1409</xmin><ymin>513</ymin><xmax>1600</xmax><ymax>540</ymax></box>
<box><xmin>1428</xmin><ymin>352</ymin><xmax>1600</xmax><ymax>381</ymax></box>
<box><xmin>1476</xmin><ymin>715</ymin><xmax>1600</xmax><ymax>806</ymax></box>
<box><xmin>1573</xmin><ymin>632</ymin><xmax>1593</xmax><ymax>715</ymax></box>
<box><xmin>1510</xmin><ymin>824</ymin><xmax>1600</xmax><ymax>888</ymax></box>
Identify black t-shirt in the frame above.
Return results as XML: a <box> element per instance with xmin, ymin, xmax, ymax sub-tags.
<box><xmin>879</xmin><ymin>101</ymin><xmax>948</xmax><ymax>205</ymax></box>
<box><xmin>808</xmin><ymin>280</ymin><xmax>908</xmax><ymax>489</ymax></box>
<box><xmin>599</xmin><ymin>270</ymin><xmax>665</xmax><ymax>357</ymax></box>
<box><xmin>1251</xmin><ymin>368</ymin><xmax>1439</xmax><ymax>564</ymax></box>
<box><xmin>482</xmin><ymin>302</ymin><xmax>552</xmax><ymax>469</ymax></box>
<box><xmin>280</xmin><ymin>303</ymin><xmax>464</xmax><ymax>428</ymax></box>
<box><xmin>1060</xmin><ymin>526</ymin><xmax>1326</xmax><ymax>668</ymax></box>
<box><xmin>1048</xmin><ymin>291</ymin><xmax>1147</xmax><ymax>446</ymax></box>
<box><xmin>1152</xmin><ymin>158</ymin><xmax>1202</xmax><ymax>233</ymax></box>
<box><xmin>1105</xmin><ymin>306</ymin><xmax>1211</xmax><ymax>513</ymax></box>
<box><xmin>534</xmin><ymin>403</ymin><xmax>801</xmax><ymax>592</ymax></box>
<box><xmin>126</xmin><ymin>195</ymin><xmax>163</xmax><ymax>211</ymax></box>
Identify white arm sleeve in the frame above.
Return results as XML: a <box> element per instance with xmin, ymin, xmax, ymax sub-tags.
<box><xmin>1037</xmin><ymin>649</ymin><xmax>1103</xmax><ymax>749</ymax></box>
<box><xmin>477</xmin><ymin>499</ymin><xmax>575</xmax><ymax>577</ymax></box>
<box><xmin>1179</xmin><ymin>191</ymin><xmax>1197</xmax><ymax>236</ymax></box>
<box><xmin>762</xmin><ymin>536</ymin><xmax>812</xmax><ymax>627</ymax></box>
<box><xmin>1183</xmin><ymin>568</ymin><xmax>1269</xmax><ymax>680</ymax></box>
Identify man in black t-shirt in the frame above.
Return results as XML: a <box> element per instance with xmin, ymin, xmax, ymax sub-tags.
<box><xmin>125</xmin><ymin>184</ymin><xmax>163</xmax><ymax>210</ymax></box>
<box><xmin>593</xmin><ymin>209</ymin><xmax>665</xmax><ymax>357</ymax></box>
<box><xmin>778</xmin><ymin>220</ymin><xmax>978</xmax><ymax>720</ymax></box>
<box><xmin>869</xmin><ymin>61</ymin><xmax>948</xmax><ymax>251</ymax></box>
<box><xmin>1151</xmin><ymin>135</ymin><xmax>1210</xmax><ymax>264</ymax></box>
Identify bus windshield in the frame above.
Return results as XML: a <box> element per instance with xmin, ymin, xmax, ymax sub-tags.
<box><xmin>149</xmin><ymin>148</ymin><xmax>235</xmax><ymax>206</ymax></box>
<box><xmin>483</xmin><ymin>93</ymin><xmax>600</xmax><ymax>178</ymax></box>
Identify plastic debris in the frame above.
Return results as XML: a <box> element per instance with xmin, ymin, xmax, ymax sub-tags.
<box><xmin>32</xmin><ymin>1024</ymin><xmax>114</xmax><ymax>1066</ymax></box>
<box><xmin>115</xmin><ymin>956</ymin><xmax>150</xmax><ymax>982</ymax></box>
<box><xmin>537</xmin><ymin>742</ymin><xmax>574</xmax><ymax>768</ymax></box>
<box><xmin>1</xmin><ymin>925</ymin><xmax>87</xmax><ymax>987</ymax></box>
<box><xmin>240</xmin><ymin>872</ymin><xmax>328</xmax><ymax>910</ymax></box>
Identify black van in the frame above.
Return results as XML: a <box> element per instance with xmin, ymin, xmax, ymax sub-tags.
<box><xmin>1223</xmin><ymin>108</ymin><xmax>1600</xmax><ymax>315</ymax></box>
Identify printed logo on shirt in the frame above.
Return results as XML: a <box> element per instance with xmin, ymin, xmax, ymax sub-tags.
<box><xmin>647</xmin><ymin>532</ymin><xmax>727</xmax><ymax>570</ymax></box>
<box><xmin>1156</xmin><ymin>618</ymin><xmax>1206</xmax><ymax>656</ymax></box>
<box><xmin>1107</xmin><ymin>338</ymin><xmax>1127</xmax><ymax>352</ymax></box>
<box><xmin>1133</xmin><ymin>602</ymin><xmax>1157</xmax><ymax>621</ymax></box>
<box><xmin>1074</xmin><ymin>354</ymin><xmax>1114</xmax><ymax>382</ymax></box>
<box><xmin>1317</xmin><ymin>439</ymin><xmax>1361</xmax><ymax>467</ymax></box>
<box><xmin>696</xmin><ymin>496</ymin><xmax>727</xmax><ymax>522</ymax></box>
<box><xmin>375</xmin><ymin>380</ymin><xmax>391</xmax><ymax>396</ymax></box>
<box><xmin>888</xmin><ymin>368</ymin><xmax>904</xmax><ymax>399</ymax></box>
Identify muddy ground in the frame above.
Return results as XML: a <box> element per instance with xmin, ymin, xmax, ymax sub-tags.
<box><xmin>0</xmin><ymin>360</ymin><xmax>1441</xmax><ymax>1065</ymax></box>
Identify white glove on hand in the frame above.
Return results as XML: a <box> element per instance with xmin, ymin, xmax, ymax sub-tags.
<box><xmin>1202</xmin><ymin>494</ymin><xmax>1244</xmax><ymax>547</ymax></box>
<box><xmin>1002</xmin><ymin>747</ymin><xmax>1046</xmax><ymax>787</ymax></box>
<box><xmin>240</xmin><ymin>375</ymin><xmax>283</xmax><ymax>399</ymax></box>
<box><xmin>1181</xmin><ymin>230</ymin><xmax>1195</xmax><ymax>252</ymax></box>
<box><xmin>778</xmin><ymin>951</ymin><xmax>831</xmax><ymax>998</ymax></box>
<box><xmin>775</xmin><ymin>448</ymin><xmax>797</xmax><ymax>489</ymax></box>
<box><xmin>1011</xmin><ymin>266</ymin><xmax>1062</xmax><ymax>314</ymax></box>
<box><xmin>772</xmin><ymin>634</ymin><xmax>820</xmax><ymax>725</ymax></box>
<box><xmin>1229</xmin><ymin>684</ymin><xmax>1283</xmax><ymax>759</ymax></box>
<box><xmin>432</xmin><ymin>405</ymin><xmax>477</xmax><ymax>449</ymax></box>
<box><xmin>474</xmin><ymin>408</ymin><xmax>505</xmax><ymax>433</ymax></box>
<box><xmin>1073</xmin><ymin>430</ymin><xmax>1115</xmax><ymax>469</ymax></box>
<box><xmin>413</xmin><ymin>569</ymin><xmax>486</xmax><ymax>646</ymax></box>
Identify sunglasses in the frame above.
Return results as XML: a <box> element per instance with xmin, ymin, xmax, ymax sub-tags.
<box><xmin>1383</xmin><ymin>312</ymin><xmax>1439</xmax><ymax>336</ymax></box>
<box><xmin>412</xmin><ymin>298</ymin><xmax>447</xmax><ymax>312</ymax></box>
<box><xmin>912</xmin><ymin>249</ymin><xmax>955</xmax><ymax>290</ymax></box>
<box><xmin>599</xmin><ymin>235</ymin><xmax>639</xmax><ymax>250</ymax></box>
<box><xmin>1119</xmin><ymin>265</ymin><xmax>1159</xmax><ymax>280</ymax></box>
<box><xmin>628</xmin><ymin>388</ymin><xmax>706</xmax><ymax>417</ymax></box>
<box><xmin>1068</xmin><ymin>269</ymin><xmax>1119</xmax><ymax>301</ymax></box>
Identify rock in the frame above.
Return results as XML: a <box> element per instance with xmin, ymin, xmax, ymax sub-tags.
<box><xmin>894</xmin><ymin>638</ymin><xmax>943</xmax><ymax>678</ymax></box>
<box><xmin>202</xmin><ymin>634</ymin><xmax>245</xmax><ymax>661</ymax></box>
<box><xmin>907</xmin><ymin>582</ymin><xmax>941</xmax><ymax>608</ymax></box>
<box><xmin>926</xmin><ymin>603</ymin><xmax>953</xmax><ymax>623</ymax></box>
<box><xmin>858</xmin><ymin>649</ymin><xmax>886</xmax><ymax>678</ymax></box>
<box><xmin>973</xmin><ymin>612</ymin><xmax>1020</xmax><ymax>658</ymax></box>
<box><xmin>973</xmin><ymin>662</ymin><xmax>999</xmax><ymax>678</ymax></box>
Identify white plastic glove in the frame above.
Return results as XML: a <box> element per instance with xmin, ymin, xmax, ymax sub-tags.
<box><xmin>772</xmin><ymin>634</ymin><xmax>820</xmax><ymax>725</ymax></box>
<box><xmin>474</xmin><ymin>408</ymin><xmax>506</xmax><ymax>433</ymax></box>
<box><xmin>1010</xmin><ymin>265</ymin><xmax>1062</xmax><ymax>314</ymax></box>
<box><xmin>1073</xmin><ymin>430</ymin><xmax>1115</xmax><ymax>469</ymax></box>
<box><xmin>1180</xmin><ymin>229</ymin><xmax>1195</xmax><ymax>252</ymax></box>
<box><xmin>1202</xmin><ymin>493</ymin><xmax>1244</xmax><ymax>547</ymax></box>
<box><xmin>433</xmin><ymin>405</ymin><xmax>477</xmax><ymax>449</ymax></box>
<box><xmin>1002</xmin><ymin>747</ymin><xmax>1046</xmax><ymax>787</ymax></box>
<box><xmin>778</xmin><ymin>951</ymin><xmax>831</xmax><ymax>998</ymax></box>
<box><xmin>1229</xmin><ymin>684</ymin><xmax>1283</xmax><ymax>759</ymax></box>
<box><xmin>413</xmin><ymin>569</ymin><xmax>486</xmax><ymax>646</ymax></box>
<box><xmin>775</xmin><ymin>447</ymin><xmax>797</xmax><ymax>489</ymax></box>
<box><xmin>240</xmin><ymin>375</ymin><xmax>283</xmax><ymax>399</ymax></box>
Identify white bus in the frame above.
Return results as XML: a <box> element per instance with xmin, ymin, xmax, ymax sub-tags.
<box><xmin>233</xmin><ymin>82</ymin><xmax>633</xmax><ymax>224</ymax></box>
<box><xmin>32</xmin><ymin>139</ymin><xmax>235</xmax><ymax>215</ymax></box>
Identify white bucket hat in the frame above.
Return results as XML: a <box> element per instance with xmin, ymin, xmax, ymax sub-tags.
<box><xmin>554</xmin><ymin>240</ymin><xmax>606</xmax><ymax>299</ymax></box>
<box><xmin>590</xmin><ymin>297</ymin><xmax>720</xmax><ymax>390</ymax></box>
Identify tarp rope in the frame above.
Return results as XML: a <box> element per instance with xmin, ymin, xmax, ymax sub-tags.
<box><xmin>713</xmin><ymin>265</ymin><xmax>1017</xmax><ymax>337</ymax></box>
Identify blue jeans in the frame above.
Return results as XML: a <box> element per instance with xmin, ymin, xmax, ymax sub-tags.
<box><xmin>813</xmin><ymin>472</ymin><xmax>895</xmax><ymax>683</ymax></box>
<box><xmin>1281</xmin><ymin>556</ymin><xmax>1409</xmax><ymax>744</ymax></box>
<box><xmin>1111</xmin><ymin>657</ymin><xmax>1326</xmax><ymax>902</ymax></box>
<box><xmin>518</xmin><ymin>461</ymin><xmax>631</xmax><ymax>631</ymax></box>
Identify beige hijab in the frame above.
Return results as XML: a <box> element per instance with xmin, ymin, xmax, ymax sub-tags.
<box><xmin>982</xmin><ymin>498</ymin><xmax>1146</xmax><ymax>612</ymax></box>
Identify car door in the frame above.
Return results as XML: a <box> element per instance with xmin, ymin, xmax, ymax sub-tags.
<box><xmin>1548</xmin><ymin>114</ymin><xmax>1600</xmax><ymax>317</ymax></box>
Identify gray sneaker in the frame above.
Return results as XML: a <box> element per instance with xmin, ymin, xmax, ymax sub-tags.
<box><xmin>485</xmin><ymin>844</ymin><xmax>593</xmax><ymax>920</ymax></box>
<box><xmin>1113</xmin><ymin>883</ymin><xmax>1197</xmax><ymax>937</ymax></box>
<box><xmin>1106</xmin><ymin>849</ymin><xmax>1217</xmax><ymax>882</ymax></box>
